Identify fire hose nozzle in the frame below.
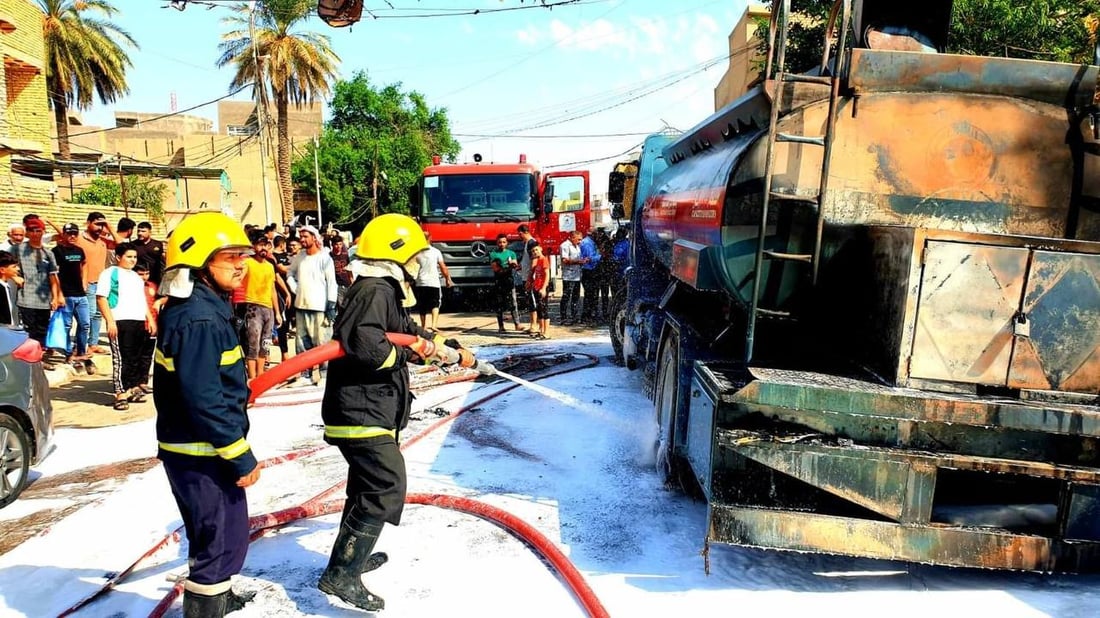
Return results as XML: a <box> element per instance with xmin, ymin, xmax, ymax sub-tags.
<box><xmin>476</xmin><ymin>360</ymin><xmax>498</xmax><ymax>377</ymax></box>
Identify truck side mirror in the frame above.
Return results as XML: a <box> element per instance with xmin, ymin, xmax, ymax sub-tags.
<box><xmin>408</xmin><ymin>184</ymin><xmax>420</xmax><ymax>208</ymax></box>
<box><xmin>542</xmin><ymin>183</ymin><xmax>555</xmax><ymax>216</ymax></box>
<box><xmin>608</xmin><ymin>171</ymin><xmax>626</xmax><ymax>204</ymax></box>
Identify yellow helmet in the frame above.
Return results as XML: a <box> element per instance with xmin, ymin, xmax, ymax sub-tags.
<box><xmin>165</xmin><ymin>212</ymin><xmax>251</xmax><ymax>270</ymax></box>
<box><xmin>356</xmin><ymin>213</ymin><xmax>429</xmax><ymax>264</ymax></box>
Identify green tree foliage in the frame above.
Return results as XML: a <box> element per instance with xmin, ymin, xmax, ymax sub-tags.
<box><xmin>951</xmin><ymin>0</ymin><xmax>1100</xmax><ymax>62</ymax></box>
<box><xmin>38</xmin><ymin>0</ymin><xmax>137</xmax><ymax>160</ymax></box>
<box><xmin>291</xmin><ymin>72</ymin><xmax>461</xmax><ymax>229</ymax></box>
<box><xmin>755</xmin><ymin>0</ymin><xmax>1100</xmax><ymax>75</ymax></box>
<box><xmin>72</xmin><ymin>177</ymin><xmax>170</xmax><ymax>220</ymax></box>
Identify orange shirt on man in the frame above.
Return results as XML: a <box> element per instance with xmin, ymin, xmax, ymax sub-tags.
<box><xmin>75</xmin><ymin>232</ymin><xmax>108</xmax><ymax>289</ymax></box>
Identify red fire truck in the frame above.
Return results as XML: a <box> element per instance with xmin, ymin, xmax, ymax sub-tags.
<box><xmin>414</xmin><ymin>154</ymin><xmax>591</xmax><ymax>289</ymax></box>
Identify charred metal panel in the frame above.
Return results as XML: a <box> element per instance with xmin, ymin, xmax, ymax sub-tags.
<box><xmin>1008</xmin><ymin>251</ymin><xmax>1100</xmax><ymax>394</ymax></box>
<box><xmin>1064</xmin><ymin>484</ymin><xmax>1100</xmax><ymax>542</ymax></box>
<box><xmin>731</xmin><ymin>367</ymin><xmax>1100</xmax><ymax>439</ymax></box>
<box><xmin>720</xmin><ymin>429</ymin><xmax>937</xmax><ymax>523</ymax></box>
<box><xmin>687</xmin><ymin>373</ymin><xmax>719</xmax><ymax>498</ymax></box>
<box><xmin>909</xmin><ymin>241</ymin><xmax>1028</xmax><ymax>386</ymax></box>
<box><xmin>709</xmin><ymin>505</ymin><xmax>1100</xmax><ymax>572</ymax></box>
<box><xmin>848</xmin><ymin>49</ymin><xmax>1100</xmax><ymax>109</ymax></box>
<box><xmin>822</xmin><ymin>94</ymin><xmax>1076</xmax><ymax>237</ymax></box>
<box><xmin>725</xmin><ymin>92</ymin><xmax>1080</xmax><ymax>240</ymax></box>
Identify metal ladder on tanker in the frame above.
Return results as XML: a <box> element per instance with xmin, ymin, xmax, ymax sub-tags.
<box><xmin>744</xmin><ymin>0</ymin><xmax>853</xmax><ymax>363</ymax></box>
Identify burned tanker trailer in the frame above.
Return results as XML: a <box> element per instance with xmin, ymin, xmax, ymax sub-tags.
<box><xmin>616</xmin><ymin>0</ymin><xmax>1100</xmax><ymax>571</ymax></box>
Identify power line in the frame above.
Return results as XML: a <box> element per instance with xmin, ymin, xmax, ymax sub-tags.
<box><xmin>543</xmin><ymin>140</ymin><xmax>643</xmax><ymax>169</ymax></box>
<box><xmin>359</xmin><ymin>0</ymin><xmax>606</xmax><ymax>20</ymax></box>
<box><xmin>459</xmin><ymin>42</ymin><xmax>753</xmax><ymax>136</ymax></box>
<box><xmin>47</xmin><ymin>84</ymin><xmax>254</xmax><ymax>141</ymax></box>
<box><xmin>454</xmin><ymin>131</ymin><xmax>652</xmax><ymax>139</ymax></box>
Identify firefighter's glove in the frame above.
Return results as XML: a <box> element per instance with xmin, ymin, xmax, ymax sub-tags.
<box><xmin>457</xmin><ymin>348</ymin><xmax>477</xmax><ymax>369</ymax></box>
<box><xmin>409</xmin><ymin>335</ymin><xmax>444</xmax><ymax>365</ymax></box>
<box><xmin>444</xmin><ymin>338</ymin><xmax>463</xmax><ymax>350</ymax></box>
<box><xmin>324</xmin><ymin>301</ymin><xmax>338</xmax><ymax>324</ymax></box>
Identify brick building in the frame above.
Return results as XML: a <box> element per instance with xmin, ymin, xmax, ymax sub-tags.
<box><xmin>0</xmin><ymin>0</ymin><xmax>55</xmax><ymax>225</ymax></box>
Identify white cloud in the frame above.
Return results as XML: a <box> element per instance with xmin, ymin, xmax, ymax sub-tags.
<box><xmin>516</xmin><ymin>24</ymin><xmax>541</xmax><ymax>46</ymax></box>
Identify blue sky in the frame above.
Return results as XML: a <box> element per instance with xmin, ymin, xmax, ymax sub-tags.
<box><xmin>81</xmin><ymin>0</ymin><xmax>749</xmax><ymax>195</ymax></box>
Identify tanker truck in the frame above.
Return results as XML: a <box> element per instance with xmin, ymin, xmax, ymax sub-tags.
<box><xmin>612</xmin><ymin>0</ymin><xmax>1100</xmax><ymax>572</ymax></box>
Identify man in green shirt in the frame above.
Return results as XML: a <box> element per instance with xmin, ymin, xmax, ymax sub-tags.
<box><xmin>488</xmin><ymin>234</ymin><xmax>521</xmax><ymax>333</ymax></box>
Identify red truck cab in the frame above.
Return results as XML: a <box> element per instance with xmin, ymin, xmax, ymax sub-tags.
<box><xmin>414</xmin><ymin>154</ymin><xmax>590</xmax><ymax>288</ymax></box>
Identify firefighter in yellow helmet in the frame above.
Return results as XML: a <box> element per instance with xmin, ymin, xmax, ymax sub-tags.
<box><xmin>155</xmin><ymin>212</ymin><xmax>258</xmax><ymax>617</ymax></box>
<box><xmin>317</xmin><ymin>213</ymin><xmax>477</xmax><ymax>612</ymax></box>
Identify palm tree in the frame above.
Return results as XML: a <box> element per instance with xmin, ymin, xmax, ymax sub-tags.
<box><xmin>218</xmin><ymin>0</ymin><xmax>339</xmax><ymax>223</ymax></box>
<box><xmin>38</xmin><ymin>0</ymin><xmax>136</xmax><ymax>160</ymax></box>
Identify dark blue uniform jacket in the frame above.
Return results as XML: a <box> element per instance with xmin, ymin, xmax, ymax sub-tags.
<box><xmin>153</xmin><ymin>282</ymin><xmax>256</xmax><ymax>477</ymax></box>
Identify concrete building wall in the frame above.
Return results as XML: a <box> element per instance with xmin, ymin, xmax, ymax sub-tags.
<box><xmin>714</xmin><ymin>4</ymin><xmax>770</xmax><ymax>111</ymax></box>
<box><xmin>56</xmin><ymin>132</ymin><xmax>280</xmax><ymax>230</ymax></box>
<box><xmin>49</xmin><ymin>100</ymin><xmax>325</xmax><ymax>229</ymax></box>
<box><xmin>113</xmin><ymin>111</ymin><xmax>214</xmax><ymax>134</ymax></box>
<box><xmin>218</xmin><ymin>99</ymin><xmax>322</xmax><ymax>140</ymax></box>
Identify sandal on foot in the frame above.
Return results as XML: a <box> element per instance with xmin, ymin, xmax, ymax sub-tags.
<box><xmin>127</xmin><ymin>387</ymin><xmax>147</xmax><ymax>403</ymax></box>
<box><xmin>83</xmin><ymin>360</ymin><xmax>97</xmax><ymax>375</ymax></box>
<box><xmin>113</xmin><ymin>398</ymin><xmax>130</xmax><ymax>411</ymax></box>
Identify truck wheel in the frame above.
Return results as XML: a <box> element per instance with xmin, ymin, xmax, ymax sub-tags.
<box><xmin>609</xmin><ymin>292</ymin><xmax>626</xmax><ymax>366</ymax></box>
<box><xmin>0</xmin><ymin>413</ymin><xmax>30</xmax><ymax>509</ymax></box>
<box><xmin>654</xmin><ymin>330</ymin><xmax>698</xmax><ymax>495</ymax></box>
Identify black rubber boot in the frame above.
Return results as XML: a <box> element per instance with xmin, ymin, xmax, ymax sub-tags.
<box><xmin>225</xmin><ymin>588</ymin><xmax>256</xmax><ymax>614</ymax></box>
<box><xmin>182</xmin><ymin>590</ymin><xmax>228</xmax><ymax>618</ymax></box>
<box><xmin>318</xmin><ymin>506</ymin><xmax>386</xmax><ymax>612</ymax></box>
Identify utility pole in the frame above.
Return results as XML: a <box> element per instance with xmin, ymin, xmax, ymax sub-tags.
<box><xmin>118</xmin><ymin>155</ymin><xmax>128</xmax><ymax>218</ymax></box>
<box><xmin>313</xmin><ymin>135</ymin><xmax>323</xmax><ymax>228</ymax></box>
<box><xmin>250</xmin><ymin>2</ymin><xmax>273</xmax><ymax>225</ymax></box>
<box><xmin>371</xmin><ymin>143</ymin><xmax>379</xmax><ymax>219</ymax></box>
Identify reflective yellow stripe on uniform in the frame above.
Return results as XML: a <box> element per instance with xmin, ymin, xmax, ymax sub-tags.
<box><xmin>221</xmin><ymin>346</ymin><xmax>243</xmax><ymax>366</ymax></box>
<box><xmin>216</xmin><ymin>437</ymin><xmax>250</xmax><ymax>459</ymax></box>
<box><xmin>378</xmin><ymin>345</ymin><xmax>397</xmax><ymax>370</ymax></box>
<box><xmin>154</xmin><ymin>346</ymin><xmax>242</xmax><ymax>372</ymax></box>
<box><xmin>154</xmin><ymin>348</ymin><xmax>175</xmax><ymax>371</ymax></box>
<box><xmin>323</xmin><ymin>426</ymin><xmax>396</xmax><ymax>440</ymax></box>
<box><xmin>159</xmin><ymin>441</ymin><xmax>217</xmax><ymax>456</ymax></box>
<box><xmin>159</xmin><ymin>439</ymin><xmax>251</xmax><ymax>459</ymax></box>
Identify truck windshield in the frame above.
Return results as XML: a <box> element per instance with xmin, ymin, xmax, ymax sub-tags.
<box><xmin>421</xmin><ymin>173</ymin><xmax>535</xmax><ymax>220</ymax></box>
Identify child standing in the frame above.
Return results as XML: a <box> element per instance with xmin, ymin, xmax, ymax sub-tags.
<box><xmin>0</xmin><ymin>252</ymin><xmax>22</xmax><ymax>326</ymax></box>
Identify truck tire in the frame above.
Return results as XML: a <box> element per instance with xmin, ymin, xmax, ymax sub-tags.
<box><xmin>654</xmin><ymin>330</ymin><xmax>699</xmax><ymax>495</ymax></box>
<box><xmin>609</xmin><ymin>292</ymin><xmax>626</xmax><ymax>366</ymax></box>
<box><xmin>0</xmin><ymin>413</ymin><xmax>30</xmax><ymax>509</ymax></box>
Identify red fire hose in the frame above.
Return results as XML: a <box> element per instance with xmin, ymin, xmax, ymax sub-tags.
<box><xmin>128</xmin><ymin>337</ymin><xmax>610</xmax><ymax>618</ymax></box>
<box><xmin>247</xmin><ymin>332</ymin><xmax>475</xmax><ymax>404</ymax></box>
<box><xmin>56</xmin><ymin>446</ymin><xmax>330</xmax><ymax>617</ymax></box>
<box><xmin>150</xmin><ymin>493</ymin><xmax>610</xmax><ymax>618</ymax></box>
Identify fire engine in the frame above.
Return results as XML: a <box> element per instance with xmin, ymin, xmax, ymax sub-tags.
<box><xmin>413</xmin><ymin>154</ymin><xmax>591</xmax><ymax>289</ymax></box>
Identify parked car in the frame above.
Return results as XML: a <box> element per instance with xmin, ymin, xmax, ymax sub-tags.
<box><xmin>0</xmin><ymin>326</ymin><xmax>53</xmax><ymax>508</ymax></box>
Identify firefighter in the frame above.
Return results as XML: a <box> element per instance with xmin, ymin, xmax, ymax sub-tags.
<box><xmin>154</xmin><ymin>212</ymin><xmax>259</xmax><ymax>617</ymax></box>
<box><xmin>317</xmin><ymin>213</ymin><xmax>477</xmax><ymax>612</ymax></box>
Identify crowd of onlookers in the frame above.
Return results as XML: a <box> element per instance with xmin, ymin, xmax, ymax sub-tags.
<box><xmin>0</xmin><ymin>213</ymin><xmax>360</xmax><ymax>408</ymax></box>
<box><xmin>0</xmin><ymin>210</ymin><xmax>629</xmax><ymax>409</ymax></box>
<box><xmin>488</xmin><ymin>224</ymin><xmax>629</xmax><ymax>340</ymax></box>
